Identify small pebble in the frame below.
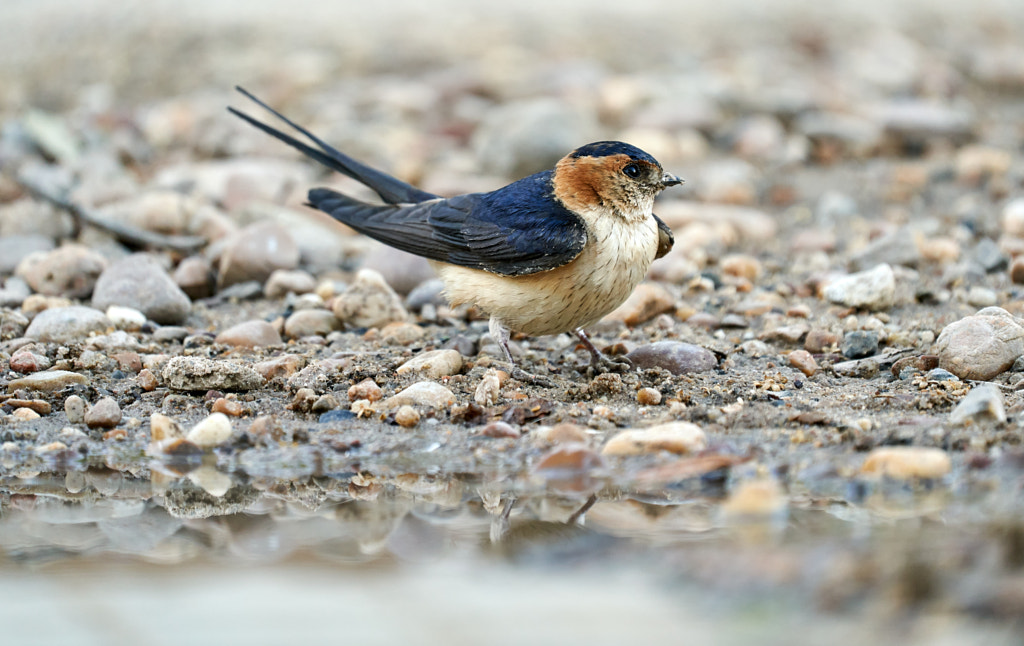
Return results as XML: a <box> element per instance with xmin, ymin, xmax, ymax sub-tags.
<box><xmin>348</xmin><ymin>379</ymin><xmax>383</xmax><ymax>402</ymax></box>
<box><xmin>861</xmin><ymin>446</ymin><xmax>951</xmax><ymax>480</ymax></box>
<box><xmin>254</xmin><ymin>354</ymin><xmax>305</xmax><ymax>381</ymax></box>
<box><xmin>602</xmin><ymin>422</ymin><xmax>707</xmax><ymax>456</ymax></box>
<box><xmin>534</xmin><ymin>443</ymin><xmax>605</xmax><ymax>473</ymax></box>
<box><xmin>5</xmin><ymin>399</ymin><xmax>50</xmax><ymax>415</ymax></box>
<box><xmin>150</xmin><ymin>412</ymin><xmax>182</xmax><ymax>441</ymax></box>
<box><xmin>217</xmin><ymin>222</ymin><xmax>300</xmax><ymax>289</ymax></box>
<box><xmin>1001</xmin><ymin>198</ymin><xmax>1024</xmax><ymax>237</ymax></box>
<box><xmin>380</xmin><ymin>321</ymin><xmax>426</xmax><ymax>345</ymax></box>
<box><xmin>284</xmin><ymin>310</ymin><xmax>339</xmax><ymax>339</ymax></box>
<box><xmin>64</xmin><ymin>395</ymin><xmax>87</xmax><ymax>424</ymax></box>
<box><xmin>720</xmin><ymin>479</ymin><xmax>787</xmax><ymax>518</ymax></box>
<box><xmin>822</xmin><ymin>264</ymin><xmax>895</xmax><ymax>311</ymax></box>
<box><xmin>289</xmin><ymin>388</ymin><xmax>317</xmax><ymax>412</ymax></box>
<box><xmin>105</xmin><ymin>306</ymin><xmax>147</xmax><ymax>331</ymax></box>
<box><xmin>186</xmin><ymin>412</ymin><xmax>233</xmax><ymax>448</ymax></box>
<box><xmin>720</xmin><ymin>254</ymin><xmax>762</xmax><ymax>281</ymax></box>
<box><xmin>12</xmin><ymin>408</ymin><xmax>40</xmax><ymax>421</ymax></box>
<box><xmin>949</xmin><ymin>384</ymin><xmax>1006</xmax><ymax>425</ymax></box>
<box><xmin>137</xmin><ymin>368</ymin><xmax>158</xmax><ymax>391</ymax></box>
<box><xmin>841</xmin><ymin>330</ymin><xmax>880</xmax><ymax>359</ymax></box>
<box><xmin>394</xmin><ymin>405</ymin><xmax>421</xmax><ymax>428</ymax></box>
<box><xmin>264</xmin><ymin>269</ymin><xmax>317</xmax><ymax>299</ymax></box>
<box><xmin>535</xmin><ymin>423</ymin><xmax>589</xmax><ymax>445</ymax></box>
<box><xmin>636</xmin><ymin>387</ymin><xmax>662</xmax><ymax>405</ymax></box>
<box><xmin>332</xmin><ymin>268</ymin><xmax>409</xmax><ymax>328</ymax></box>
<box><xmin>211</xmin><ymin>397</ymin><xmax>245</xmax><ymax>416</ymax></box>
<box><xmin>788</xmin><ymin>350</ymin><xmax>818</xmax><ymax>377</ymax></box>
<box><xmin>84</xmin><ymin>397</ymin><xmax>122</xmax><ymax>429</ymax></box>
<box><xmin>479</xmin><ymin>421</ymin><xmax>519</xmax><ymax>438</ymax></box>
<box><xmin>805</xmin><ymin>330</ymin><xmax>840</xmax><ymax>353</ymax></box>
<box><xmin>215</xmin><ymin>320</ymin><xmax>282</xmax><ymax>348</ymax></box>
<box><xmin>9</xmin><ymin>348</ymin><xmax>50</xmax><ymax>373</ymax></box>
<box><xmin>379</xmin><ymin>381</ymin><xmax>455</xmax><ymax>411</ymax></box>
<box><xmin>396</xmin><ymin>349</ymin><xmax>464</xmax><ymax>379</ymax></box>
<box><xmin>474</xmin><ymin>369</ymin><xmax>502</xmax><ymax>406</ymax></box>
<box><xmin>312</xmin><ymin>394</ymin><xmax>339</xmax><ymax>413</ymax></box>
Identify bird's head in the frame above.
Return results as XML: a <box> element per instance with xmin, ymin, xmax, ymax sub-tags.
<box><xmin>553</xmin><ymin>141</ymin><xmax>682</xmax><ymax>221</ymax></box>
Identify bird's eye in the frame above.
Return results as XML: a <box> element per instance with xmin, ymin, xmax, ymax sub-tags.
<box><xmin>622</xmin><ymin>164</ymin><xmax>641</xmax><ymax>179</ymax></box>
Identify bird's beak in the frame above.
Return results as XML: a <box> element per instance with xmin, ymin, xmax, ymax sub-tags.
<box><xmin>660</xmin><ymin>172</ymin><xmax>684</xmax><ymax>188</ymax></box>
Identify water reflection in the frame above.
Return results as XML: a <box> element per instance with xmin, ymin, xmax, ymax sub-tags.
<box><xmin>1</xmin><ymin>463</ymin><xmax>1023</xmax><ymax>643</ymax></box>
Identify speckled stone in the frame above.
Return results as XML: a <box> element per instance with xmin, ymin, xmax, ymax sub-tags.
<box><xmin>627</xmin><ymin>342</ymin><xmax>717</xmax><ymax>375</ymax></box>
<box><xmin>161</xmin><ymin>356</ymin><xmax>265</xmax><ymax>391</ymax></box>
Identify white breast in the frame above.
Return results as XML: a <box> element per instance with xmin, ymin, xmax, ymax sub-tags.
<box><xmin>436</xmin><ymin>210</ymin><xmax>660</xmax><ymax>336</ymax></box>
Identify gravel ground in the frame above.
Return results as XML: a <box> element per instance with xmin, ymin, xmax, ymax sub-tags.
<box><xmin>2</xmin><ymin>1</ymin><xmax>1024</xmax><ymax>643</ymax></box>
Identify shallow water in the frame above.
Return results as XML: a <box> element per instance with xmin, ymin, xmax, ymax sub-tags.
<box><xmin>2</xmin><ymin>467</ymin><xmax>1022</xmax><ymax>645</ymax></box>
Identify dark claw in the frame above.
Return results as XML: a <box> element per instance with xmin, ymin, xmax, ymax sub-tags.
<box><xmin>509</xmin><ymin>365</ymin><xmax>557</xmax><ymax>388</ymax></box>
<box><xmin>587</xmin><ymin>353</ymin><xmax>634</xmax><ymax>377</ymax></box>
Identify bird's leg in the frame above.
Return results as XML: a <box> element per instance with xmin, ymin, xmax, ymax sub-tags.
<box><xmin>575</xmin><ymin>327</ymin><xmax>633</xmax><ymax>375</ymax></box>
<box><xmin>489</xmin><ymin>317</ymin><xmax>555</xmax><ymax>387</ymax></box>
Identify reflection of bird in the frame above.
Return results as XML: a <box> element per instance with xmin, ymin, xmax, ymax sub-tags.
<box><xmin>230</xmin><ymin>87</ymin><xmax>682</xmax><ymax>382</ymax></box>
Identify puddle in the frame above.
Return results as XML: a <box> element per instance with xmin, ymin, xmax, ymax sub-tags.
<box><xmin>2</xmin><ymin>466</ymin><xmax>1022</xmax><ymax>645</ymax></box>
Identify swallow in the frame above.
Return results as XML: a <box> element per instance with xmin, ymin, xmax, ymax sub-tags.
<box><xmin>229</xmin><ymin>86</ymin><xmax>682</xmax><ymax>383</ymax></box>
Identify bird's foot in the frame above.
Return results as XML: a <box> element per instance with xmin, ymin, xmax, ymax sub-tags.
<box><xmin>508</xmin><ymin>365</ymin><xmax>557</xmax><ymax>388</ymax></box>
<box><xmin>587</xmin><ymin>353</ymin><xmax>634</xmax><ymax>377</ymax></box>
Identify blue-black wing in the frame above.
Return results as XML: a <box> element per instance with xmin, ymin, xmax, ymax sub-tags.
<box><xmin>309</xmin><ymin>171</ymin><xmax>588</xmax><ymax>276</ymax></box>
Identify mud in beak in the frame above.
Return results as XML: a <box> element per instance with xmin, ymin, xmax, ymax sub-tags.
<box><xmin>660</xmin><ymin>171</ymin><xmax>684</xmax><ymax>188</ymax></box>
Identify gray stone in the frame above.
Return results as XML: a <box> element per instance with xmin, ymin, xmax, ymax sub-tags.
<box><xmin>849</xmin><ymin>230</ymin><xmax>920</xmax><ymax>271</ymax></box>
<box><xmin>215</xmin><ymin>320</ymin><xmax>282</xmax><ymax>348</ymax></box>
<box><xmin>933</xmin><ymin>307</ymin><xmax>1024</xmax><ymax>381</ymax></box>
<box><xmin>627</xmin><ymin>342</ymin><xmax>718</xmax><ymax>375</ymax></box>
<box><xmin>25</xmin><ymin>306</ymin><xmax>110</xmax><ymax>343</ymax></box>
<box><xmin>332</xmin><ymin>268</ymin><xmax>409</xmax><ymax>329</ymax></box>
<box><xmin>949</xmin><ymin>384</ymin><xmax>1006</xmax><ymax>425</ymax></box>
<box><xmin>284</xmin><ymin>310</ymin><xmax>339</xmax><ymax>339</ymax></box>
<box><xmin>173</xmin><ymin>256</ymin><xmax>215</xmax><ymax>300</ymax></box>
<box><xmin>92</xmin><ymin>254</ymin><xmax>191</xmax><ymax>324</ymax></box>
<box><xmin>161</xmin><ymin>356</ymin><xmax>265</xmax><ymax>391</ymax></box>
<box><xmin>823</xmin><ymin>264</ymin><xmax>896</xmax><ymax>311</ymax></box>
<box><xmin>84</xmin><ymin>397</ymin><xmax>122</xmax><ymax>429</ymax></box>
<box><xmin>841</xmin><ymin>330</ymin><xmax>880</xmax><ymax>359</ymax></box>
<box><xmin>264</xmin><ymin>269</ymin><xmax>317</xmax><ymax>299</ymax></box>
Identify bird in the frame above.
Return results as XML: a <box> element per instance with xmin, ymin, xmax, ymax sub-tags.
<box><xmin>229</xmin><ymin>86</ymin><xmax>682</xmax><ymax>384</ymax></box>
